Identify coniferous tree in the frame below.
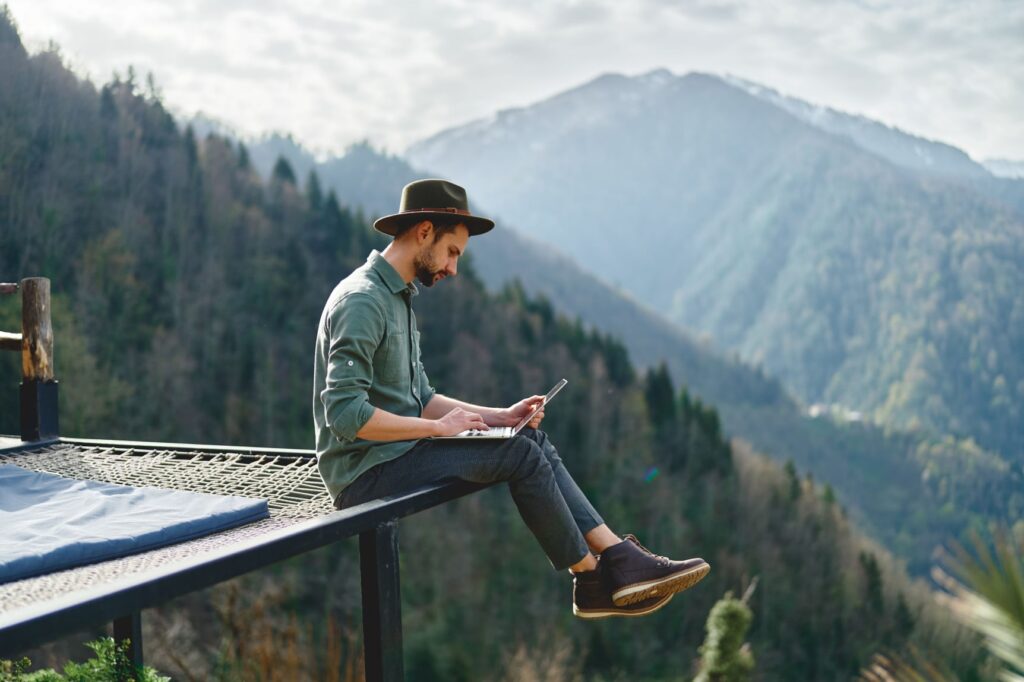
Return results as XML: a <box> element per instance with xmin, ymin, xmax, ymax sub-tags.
<box><xmin>860</xmin><ymin>551</ymin><xmax>885</xmax><ymax>614</ymax></box>
<box><xmin>306</xmin><ymin>170</ymin><xmax>323</xmax><ymax>212</ymax></box>
<box><xmin>784</xmin><ymin>459</ymin><xmax>801</xmax><ymax>501</ymax></box>
<box><xmin>272</xmin><ymin>155</ymin><xmax>296</xmax><ymax>185</ymax></box>
<box><xmin>644</xmin><ymin>363</ymin><xmax>675</xmax><ymax>430</ymax></box>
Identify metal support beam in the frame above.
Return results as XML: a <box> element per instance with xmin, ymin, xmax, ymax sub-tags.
<box><xmin>20</xmin><ymin>380</ymin><xmax>59</xmax><ymax>441</ymax></box>
<box><xmin>360</xmin><ymin>522</ymin><xmax>403</xmax><ymax>682</ymax></box>
<box><xmin>112</xmin><ymin>611</ymin><xmax>143</xmax><ymax>681</ymax></box>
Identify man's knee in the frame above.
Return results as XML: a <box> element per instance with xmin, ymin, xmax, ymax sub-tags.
<box><xmin>519</xmin><ymin>428</ymin><xmax>563</xmax><ymax>465</ymax></box>
<box><xmin>519</xmin><ymin>427</ymin><xmax>545</xmax><ymax>444</ymax></box>
<box><xmin>506</xmin><ymin>435</ymin><xmax>549</xmax><ymax>479</ymax></box>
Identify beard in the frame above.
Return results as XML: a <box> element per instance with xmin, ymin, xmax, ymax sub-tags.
<box><xmin>413</xmin><ymin>249</ymin><xmax>444</xmax><ymax>287</ymax></box>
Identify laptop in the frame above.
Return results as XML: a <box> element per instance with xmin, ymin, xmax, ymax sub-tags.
<box><xmin>432</xmin><ymin>379</ymin><xmax>568</xmax><ymax>440</ymax></box>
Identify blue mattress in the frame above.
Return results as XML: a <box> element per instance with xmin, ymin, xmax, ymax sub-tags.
<box><xmin>0</xmin><ymin>463</ymin><xmax>269</xmax><ymax>584</ymax></box>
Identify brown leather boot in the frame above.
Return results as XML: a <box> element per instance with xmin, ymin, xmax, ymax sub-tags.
<box><xmin>572</xmin><ymin>558</ymin><xmax>673</xmax><ymax>619</ymax></box>
<box><xmin>601</xmin><ymin>534</ymin><xmax>710</xmax><ymax>606</ymax></box>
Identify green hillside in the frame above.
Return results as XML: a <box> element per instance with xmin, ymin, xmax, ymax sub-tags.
<box><xmin>0</xmin><ymin>11</ymin><xmax>991</xmax><ymax>679</ymax></box>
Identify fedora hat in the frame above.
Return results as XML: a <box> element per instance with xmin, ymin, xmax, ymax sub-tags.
<box><xmin>373</xmin><ymin>179</ymin><xmax>495</xmax><ymax>237</ymax></box>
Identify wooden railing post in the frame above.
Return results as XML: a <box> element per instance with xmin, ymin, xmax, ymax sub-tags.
<box><xmin>18</xmin><ymin>277</ymin><xmax>58</xmax><ymax>441</ymax></box>
<box><xmin>360</xmin><ymin>522</ymin><xmax>404</xmax><ymax>682</ymax></box>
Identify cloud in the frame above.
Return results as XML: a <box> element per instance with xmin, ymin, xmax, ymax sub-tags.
<box><xmin>5</xmin><ymin>0</ymin><xmax>1022</xmax><ymax>159</ymax></box>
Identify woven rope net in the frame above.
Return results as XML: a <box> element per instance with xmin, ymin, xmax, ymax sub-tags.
<box><xmin>0</xmin><ymin>441</ymin><xmax>335</xmax><ymax>614</ymax></box>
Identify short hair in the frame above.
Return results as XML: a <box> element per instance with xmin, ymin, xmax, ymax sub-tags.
<box><xmin>395</xmin><ymin>218</ymin><xmax>464</xmax><ymax>243</ymax></box>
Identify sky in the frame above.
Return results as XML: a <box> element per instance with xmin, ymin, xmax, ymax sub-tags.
<box><xmin>6</xmin><ymin>0</ymin><xmax>1023</xmax><ymax>161</ymax></box>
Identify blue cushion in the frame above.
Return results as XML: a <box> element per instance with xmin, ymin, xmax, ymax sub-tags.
<box><xmin>0</xmin><ymin>463</ymin><xmax>269</xmax><ymax>584</ymax></box>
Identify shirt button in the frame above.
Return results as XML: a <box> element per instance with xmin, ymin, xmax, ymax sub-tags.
<box><xmin>347</xmin><ymin>360</ymin><xmax>354</xmax><ymax>367</ymax></box>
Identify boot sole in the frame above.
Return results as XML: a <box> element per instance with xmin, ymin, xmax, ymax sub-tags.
<box><xmin>573</xmin><ymin>594</ymin><xmax>673</xmax><ymax>619</ymax></box>
<box><xmin>611</xmin><ymin>561</ymin><xmax>710</xmax><ymax>606</ymax></box>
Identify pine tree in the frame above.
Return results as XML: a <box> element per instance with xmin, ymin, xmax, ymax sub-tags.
<box><xmin>272</xmin><ymin>156</ymin><xmax>297</xmax><ymax>186</ymax></box>
<box><xmin>859</xmin><ymin>551</ymin><xmax>884</xmax><ymax>614</ymax></box>
<box><xmin>644</xmin><ymin>363</ymin><xmax>675</xmax><ymax>429</ymax></box>
<box><xmin>785</xmin><ymin>459</ymin><xmax>801</xmax><ymax>501</ymax></box>
<box><xmin>306</xmin><ymin>170</ymin><xmax>323</xmax><ymax>212</ymax></box>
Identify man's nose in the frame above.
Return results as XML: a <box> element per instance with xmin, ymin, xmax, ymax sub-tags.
<box><xmin>448</xmin><ymin>259</ymin><xmax>458</xmax><ymax>276</ymax></box>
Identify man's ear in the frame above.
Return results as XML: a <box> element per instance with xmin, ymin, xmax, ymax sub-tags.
<box><xmin>414</xmin><ymin>220</ymin><xmax>434</xmax><ymax>244</ymax></box>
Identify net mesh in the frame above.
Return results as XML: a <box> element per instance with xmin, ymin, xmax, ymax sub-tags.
<box><xmin>0</xmin><ymin>441</ymin><xmax>336</xmax><ymax>614</ymax></box>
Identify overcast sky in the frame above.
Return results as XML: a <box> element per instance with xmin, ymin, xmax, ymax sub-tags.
<box><xmin>7</xmin><ymin>0</ymin><xmax>1023</xmax><ymax>161</ymax></box>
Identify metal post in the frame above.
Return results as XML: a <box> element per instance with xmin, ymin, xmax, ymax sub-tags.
<box><xmin>112</xmin><ymin>611</ymin><xmax>143</xmax><ymax>681</ymax></box>
<box><xmin>360</xmin><ymin>522</ymin><xmax>404</xmax><ymax>682</ymax></box>
<box><xmin>20</xmin><ymin>380</ymin><xmax>58</xmax><ymax>441</ymax></box>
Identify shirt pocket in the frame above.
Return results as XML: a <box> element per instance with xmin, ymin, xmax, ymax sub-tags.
<box><xmin>376</xmin><ymin>330</ymin><xmax>410</xmax><ymax>385</ymax></box>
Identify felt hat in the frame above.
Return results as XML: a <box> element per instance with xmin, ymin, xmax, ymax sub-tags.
<box><xmin>373</xmin><ymin>179</ymin><xmax>495</xmax><ymax>237</ymax></box>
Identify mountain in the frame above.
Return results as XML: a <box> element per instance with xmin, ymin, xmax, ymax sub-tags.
<box><xmin>984</xmin><ymin>158</ymin><xmax>1024</xmax><ymax>179</ymax></box>
<box><xmin>0</xmin><ymin>13</ymin><xmax>988</xmax><ymax>677</ymax></box>
<box><xmin>407</xmin><ymin>69</ymin><xmax>1024</xmax><ymax>462</ymax></box>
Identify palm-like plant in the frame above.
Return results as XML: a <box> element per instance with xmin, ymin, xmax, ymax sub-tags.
<box><xmin>934</xmin><ymin>528</ymin><xmax>1024</xmax><ymax>681</ymax></box>
<box><xmin>858</xmin><ymin>647</ymin><xmax>954</xmax><ymax>682</ymax></box>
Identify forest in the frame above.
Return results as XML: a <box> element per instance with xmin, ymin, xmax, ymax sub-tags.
<box><xmin>0</xmin><ymin>9</ymin><xmax>1000</xmax><ymax>680</ymax></box>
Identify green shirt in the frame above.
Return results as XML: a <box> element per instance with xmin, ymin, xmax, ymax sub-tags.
<box><xmin>313</xmin><ymin>250</ymin><xmax>436</xmax><ymax>504</ymax></box>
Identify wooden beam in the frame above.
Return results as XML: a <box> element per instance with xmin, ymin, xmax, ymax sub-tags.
<box><xmin>0</xmin><ymin>331</ymin><xmax>21</xmax><ymax>352</ymax></box>
<box><xmin>0</xmin><ymin>283</ymin><xmax>18</xmax><ymax>295</ymax></box>
<box><xmin>20</xmin><ymin>278</ymin><xmax>53</xmax><ymax>381</ymax></box>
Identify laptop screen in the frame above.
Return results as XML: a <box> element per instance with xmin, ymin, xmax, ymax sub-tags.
<box><xmin>513</xmin><ymin>378</ymin><xmax>568</xmax><ymax>433</ymax></box>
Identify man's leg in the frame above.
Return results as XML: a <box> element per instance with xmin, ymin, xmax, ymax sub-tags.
<box><xmin>338</xmin><ymin>435</ymin><xmax>594</xmax><ymax>572</ymax></box>
<box><xmin>515</xmin><ymin>428</ymin><xmax>711</xmax><ymax>609</ymax></box>
<box><xmin>517</xmin><ymin>428</ymin><xmax>621</xmax><ymax>555</ymax></box>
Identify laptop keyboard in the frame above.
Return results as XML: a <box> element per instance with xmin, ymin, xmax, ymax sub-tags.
<box><xmin>458</xmin><ymin>426</ymin><xmax>514</xmax><ymax>438</ymax></box>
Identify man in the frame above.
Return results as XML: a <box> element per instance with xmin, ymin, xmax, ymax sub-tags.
<box><xmin>313</xmin><ymin>179</ymin><xmax>709</xmax><ymax>618</ymax></box>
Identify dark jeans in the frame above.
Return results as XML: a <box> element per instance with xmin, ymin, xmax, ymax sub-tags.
<box><xmin>336</xmin><ymin>428</ymin><xmax>604</xmax><ymax>571</ymax></box>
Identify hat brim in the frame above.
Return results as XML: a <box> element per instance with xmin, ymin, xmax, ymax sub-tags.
<box><xmin>373</xmin><ymin>211</ymin><xmax>495</xmax><ymax>237</ymax></box>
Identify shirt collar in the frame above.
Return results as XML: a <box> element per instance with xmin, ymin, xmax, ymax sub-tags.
<box><xmin>367</xmin><ymin>250</ymin><xmax>418</xmax><ymax>297</ymax></box>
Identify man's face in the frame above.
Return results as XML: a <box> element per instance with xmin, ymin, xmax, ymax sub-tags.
<box><xmin>413</xmin><ymin>223</ymin><xmax>470</xmax><ymax>287</ymax></box>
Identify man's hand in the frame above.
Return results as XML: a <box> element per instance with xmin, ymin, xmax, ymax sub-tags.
<box><xmin>435</xmin><ymin>407</ymin><xmax>489</xmax><ymax>436</ymax></box>
<box><xmin>498</xmin><ymin>395</ymin><xmax>546</xmax><ymax>429</ymax></box>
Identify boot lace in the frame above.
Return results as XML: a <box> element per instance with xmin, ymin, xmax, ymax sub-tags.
<box><xmin>625</xmin><ymin>534</ymin><xmax>670</xmax><ymax>566</ymax></box>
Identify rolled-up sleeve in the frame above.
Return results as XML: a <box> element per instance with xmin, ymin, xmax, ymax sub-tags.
<box><xmin>320</xmin><ymin>293</ymin><xmax>384</xmax><ymax>442</ymax></box>
<box><xmin>418</xmin><ymin>362</ymin><xmax>436</xmax><ymax>408</ymax></box>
